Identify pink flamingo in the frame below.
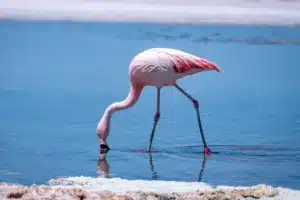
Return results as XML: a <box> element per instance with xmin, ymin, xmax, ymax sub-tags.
<box><xmin>97</xmin><ymin>48</ymin><xmax>221</xmax><ymax>154</ymax></box>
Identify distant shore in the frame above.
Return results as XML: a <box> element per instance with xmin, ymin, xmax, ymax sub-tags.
<box><xmin>1</xmin><ymin>0</ymin><xmax>300</xmax><ymax>26</ymax></box>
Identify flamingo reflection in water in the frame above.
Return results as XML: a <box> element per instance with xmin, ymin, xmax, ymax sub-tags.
<box><xmin>97</xmin><ymin>153</ymin><xmax>110</xmax><ymax>178</ymax></box>
<box><xmin>97</xmin><ymin>153</ymin><xmax>208</xmax><ymax>182</ymax></box>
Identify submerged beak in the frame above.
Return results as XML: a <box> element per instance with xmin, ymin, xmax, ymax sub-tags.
<box><xmin>100</xmin><ymin>144</ymin><xmax>110</xmax><ymax>154</ymax></box>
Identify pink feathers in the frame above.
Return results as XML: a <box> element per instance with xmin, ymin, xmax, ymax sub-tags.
<box><xmin>172</xmin><ymin>56</ymin><xmax>220</xmax><ymax>73</ymax></box>
<box><xmin>97</xmin><ymin>48</ymin><xmax>221</xmax><ymax>153</ymax></box>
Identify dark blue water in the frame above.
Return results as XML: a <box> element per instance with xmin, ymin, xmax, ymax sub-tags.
<box><xmin>1</xmin><ymin>20</ymin><xmax>300</xmax><ymax>189</ymax></box>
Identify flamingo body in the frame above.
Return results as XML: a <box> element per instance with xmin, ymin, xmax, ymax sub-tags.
<box><xmin>129</xmin><ymin>48</ymin><xmax>220</xmax><ymax>87</ymax></box>
<box><xmin>97</xmin><ymin>48</ymin><xmax>221</xmax><ymax>154</ymax></box>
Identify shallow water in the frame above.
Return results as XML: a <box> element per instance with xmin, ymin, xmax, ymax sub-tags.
<box><xmin>0</xmin><ymin>20</ymin><xmax>300</xmax><ymax>189</ymax></box>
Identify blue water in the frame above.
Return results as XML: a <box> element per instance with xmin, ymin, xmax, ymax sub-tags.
<box><xmin>1</xmin><ymin>20</ymin><xmax>300</xmax><ymax>189</ymax></box>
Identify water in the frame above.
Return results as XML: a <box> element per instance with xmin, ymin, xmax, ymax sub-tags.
<box><xmin>0</xmin><ymin>20</ymin><xmax>300</xmax><ymax>190</ymax></box>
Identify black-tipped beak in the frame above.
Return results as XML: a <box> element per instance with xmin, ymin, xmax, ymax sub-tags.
<box><xmin>100</xmin><ymin>144</ymin><xmax>110</xmax><ymax>154</ymax></box>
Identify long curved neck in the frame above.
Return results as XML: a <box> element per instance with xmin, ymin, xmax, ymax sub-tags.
<box><xmin>102</xmin><ymin>83</ymin><xmax>143</xmax><ymax>122</ymax></box>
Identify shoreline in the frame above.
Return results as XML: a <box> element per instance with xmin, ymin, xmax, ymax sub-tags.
<box><xmin>2</xmin><ymin>176</ymin><xmax>299</xmax><ymax>200</ymax></box>
<box><xmin>1</xmin><ymin>1</ymin><xmax>300</xmax><ymax>26</ymax></box>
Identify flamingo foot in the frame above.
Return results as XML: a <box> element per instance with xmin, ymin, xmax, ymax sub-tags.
<box><xmin>204</xmin><ymin>147</ymin><xmax>212</xmax><ymax>155</ymax></box>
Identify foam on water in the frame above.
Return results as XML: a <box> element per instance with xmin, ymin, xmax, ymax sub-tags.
<box><xmin>1</xmin><ymin>0</ymin><xmax>300</xmax><ymax>26</ymax></box>
<box><xmin>49</xmin><ymin>176</ymin><xmax>213</xmax><ymax>193</ymax></box>
<box><xmin>47</xmin><ymin>176</ymin><xmax>300</xmax><ymax>194</ymax></box>
<box><xmin>1</xmin><ymin>177</ymin><xmax>300</xmax><ymax>199</ymax></box>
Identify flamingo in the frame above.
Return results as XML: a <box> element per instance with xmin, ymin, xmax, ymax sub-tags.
<box><xmin>97</xmin><ymin>48</ymin><xmax>221</xmax><ymax>154</ymax></box>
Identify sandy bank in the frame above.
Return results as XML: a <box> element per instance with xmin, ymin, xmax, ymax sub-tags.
<box><xmin>1</xmin><ymin>177</ymin><xmax>300</xmax><ymax>200</ymax></box>
<box><xmin>1</xmin><ymin>0</ymin><xmax>300</xmax><ymax>26</ymax></box>
<box><xmin>0</xmin><ymin>182</ymin><xmax>279</xmax><ymax>200</ymax></box>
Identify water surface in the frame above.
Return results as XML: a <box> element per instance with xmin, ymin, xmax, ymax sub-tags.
<box><xmin>0</xmin><ymin>20</ymin><xmax>300</xmax><ymax>189</ymax></box>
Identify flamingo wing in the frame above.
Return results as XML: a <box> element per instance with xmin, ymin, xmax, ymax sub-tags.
<box><xmin>155</xmin><ymin>48</ymin><xmax>221</xmax><ymax>74</ymax></box>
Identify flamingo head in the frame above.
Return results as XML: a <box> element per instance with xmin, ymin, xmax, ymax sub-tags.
<box><xmin>97</xmin><ymin>120</ymin><xmax>111</xmax><ymax>154</ymax></box>
<box><xmin>97</xmin><ymin>118</ymin><xmax>110</xmax><ymax>145</ymax></box>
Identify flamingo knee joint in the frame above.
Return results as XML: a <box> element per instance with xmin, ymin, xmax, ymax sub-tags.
<box><xmin>192</xmin><ymin>99</ymin><xmax>199</xmax><ymax>108</ymax></box>
<box><xmin>154</xmin><ymin>112</ymin><xmax>160</xmax><ymax>121</ymax></box>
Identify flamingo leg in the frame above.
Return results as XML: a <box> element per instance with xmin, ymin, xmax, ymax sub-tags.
<box><xmin>148</xmin><ymin>87</ymin><xmax>161</xmax><ymax>152</ymax></box>
<box><xmin>174</xmin><ymin>84</ymin><xmax>211</xmax><ymax>154</ymax></box>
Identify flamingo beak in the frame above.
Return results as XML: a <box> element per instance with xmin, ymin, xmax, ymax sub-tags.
<box><xmin>100</xmin><ymin>144</ymin><xmax>110</xmax><ymax>154</ymax></box>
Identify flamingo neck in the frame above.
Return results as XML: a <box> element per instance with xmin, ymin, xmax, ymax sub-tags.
<box><xmin>100</xmin><ymin>83</ymin><xmax>143</xmax><ymax>130</ymax></box>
